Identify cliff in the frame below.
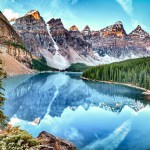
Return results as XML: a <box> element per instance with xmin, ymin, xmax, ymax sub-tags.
<box><xmin>0</xmin><ymin>11</ymin><xmax>33</xmax><ymax>76</ymax></box>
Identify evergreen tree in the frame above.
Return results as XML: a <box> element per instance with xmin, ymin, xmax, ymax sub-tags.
<box><xmin>82</xmin><ymin>57</ymin><xmax>150</xmax><ymax>90</ymax></box>
<box><xmin>0</xmin><ymin>60</ymin><xmax>7</xmax><ymax>128</ymax></box>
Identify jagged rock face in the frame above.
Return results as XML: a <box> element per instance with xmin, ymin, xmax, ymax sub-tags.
<box><xmin>69</xmin><ymin>25</ymin><xmax>81</xmax><ymax>38</ymax></box>
<box><xmin>11</xmin><ymin>10</ymin><xmax>150</xmax><ymax>69</ymax></box>
<box><xmin>47</xmin><ymin>18</ymin><xmax>68</xmax><ymax>48</ymax></box>
<box><xmin>13</xmin><ymin>10</ymin><xmax>55</xmax><ymax>57</ymax></box>
<box><xmin>48</xmin><ymin>18</ymin><xmax>67</xmax><ymax>35</ymax></box>
<box><xmin>100</xmin><ymin>21</ymin><xmax>126</xmax><ymax>37</ymax></box>
<box><xmin>14</xmin><ymin>13</ymin><xmax>95</xmax><ymax>70</ymax></box>
<box><xmin>82</xmin><ymin>25</ymin><xmax>92</xmax><ymax>45</ymax></box>
<box><xmin>82</xmin><ymin>25</ymin><xmax>91</xmax><ymax>36</ymax></box>
<box><xmin>48</xmin><ymin>18</ymin><xmax>93</xmax><ymax>57</ymax></box>
<box><xmin>38</xmin><ymin>131</ymin><xmax>76</xmax><ymax>150</ymax></box>
<box><xmin>0</xmin><ymin>11</ymin><xmax>32</xmax><ymax>72</ymax></box>
<box><xmin>69</xmin><ymin>25</ymin><xmax>78</xmax><ymax>31</ymax></box>
<box><xmin>90</xmin><ymin>22</ymin><xmax>150</xmax><ymax>58</ymax></box>
<box><xmin>91</xmin><ymin>31</ymin><xmax>100</xmax><ymax>49</ymax></box>
<box><xmin>129</xmin><ymin>25</ymin><xmax>149</xmax><ymax>39</ymax></box>
<box><xmin>0</xmin><ymin>11</ymin><xmax>22</xmax><ymax>44</ymax></box>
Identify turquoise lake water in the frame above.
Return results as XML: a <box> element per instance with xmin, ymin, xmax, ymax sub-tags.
<box><xmin>3</xmin><ymin>72</ymin><xmax>150</xmax><ymax>150</ymax></box>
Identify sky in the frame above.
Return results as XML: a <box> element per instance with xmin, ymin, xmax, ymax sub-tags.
<box><xmin>0</xmin><ymin>0</ymin><xmax>150</xmax><ymax>33</ymax></box>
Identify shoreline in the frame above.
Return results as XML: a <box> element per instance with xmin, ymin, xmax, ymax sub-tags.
<box><xmin>81</xmin><ymin>76</ymin><xmax>150</xmax><ymax>95</ymax></box>
<box><xmin>4</xmin><ymin>70</ymin><xmax>82</xmax><ymax>78</ymax></box>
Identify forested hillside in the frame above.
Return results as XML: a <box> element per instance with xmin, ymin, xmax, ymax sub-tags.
<box><xmin>65</xmin><ymin>63</ymin><xmax>89</xmax><ymax>72</ymax></box>
<box><xmin>82</xmin><ymin>57</ymin><xmax>150</xmax><ymax>90</ymax></box>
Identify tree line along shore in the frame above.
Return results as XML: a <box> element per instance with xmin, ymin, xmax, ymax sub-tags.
<box><xmin>82</xmin><ymin>57</ymin><xmax>150</xmax><ymax>91</ymax></box>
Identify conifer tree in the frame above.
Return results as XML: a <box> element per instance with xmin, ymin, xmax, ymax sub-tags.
<box><xmin>0</xmin><ymin>59</ymin><xmax>7</xmax><ymax>128</ymax></box>
<box><xmin>82</xmin><ymin>57</ymin><xmax>150</xmax><ymax>90</ymax></box>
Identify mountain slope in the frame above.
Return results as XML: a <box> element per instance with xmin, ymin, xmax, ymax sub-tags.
<box><xmin>0</xmin><ymin>11</ymin><xmax>34</xmax><ymax>76</ymax></box>
<box><xmin>0</xmin><ymin>46</ymin><xmax>33</xmax><ymax>76</ymax></box>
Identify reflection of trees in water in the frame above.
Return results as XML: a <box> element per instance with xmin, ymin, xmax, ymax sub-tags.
<box><xmin>83</xmin><ymin>79</ymin><xmax>145</xmax><ymax>101</ymax></box>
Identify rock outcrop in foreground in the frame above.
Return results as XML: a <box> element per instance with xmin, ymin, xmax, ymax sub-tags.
<box><xmin>0</xmin><ymin>126</ymin><xmax>75</xmax><ymax>150</ymax></box>
<box><xmin>38</xmin><ymin>131</ymin><xmax>76</xmax><ymax>150</ymax></box>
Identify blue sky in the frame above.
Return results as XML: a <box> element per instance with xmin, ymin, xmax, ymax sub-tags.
<box><xmin>0</xmin><ymin>0</ymin><xmax>150</xmax><ymax>33</ymax></box>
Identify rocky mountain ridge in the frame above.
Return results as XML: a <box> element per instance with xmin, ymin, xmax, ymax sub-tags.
<box><xmin>13</xmin><ymin>11</ymin><xmax>97</xmax><ymax>69</ymax></box>
<box><xmin>13</xmin><ymin>10</ymin><xmax>55</xmax><ymax>57</ymax></box>
<box><xmin>100</xmin><ymin>21</ymin><xmax>127</xmax><ymax>37</ymax></box>
<box><xmin>6</xmin><ymin>10</ymin><xmax>150</xmax><ymax>70</ymax></box>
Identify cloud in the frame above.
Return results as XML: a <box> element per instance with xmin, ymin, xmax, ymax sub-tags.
<box><xmin>116</xmin><ymin>0</ymin><xmax>133</xmax><ymax>16</ymax></box>
<box><xmin>2</xmin><ymin>8</ymin><xmax>19</xmax><ymax>21</ymax></box>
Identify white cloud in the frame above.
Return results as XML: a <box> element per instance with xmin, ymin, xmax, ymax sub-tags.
<box><xmin>2</xmin><ymin>8</ymin><xmax>19</xmax><ymax>21</ymax></box>
<box><xmin>116</xmin><ymin>0</ymin><xmax>133</xmax><ymax>16</ymax></box>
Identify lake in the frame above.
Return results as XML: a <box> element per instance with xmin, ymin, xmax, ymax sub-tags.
<box><xmin>3</xmin><ymin>72</ymin><xmax>150</xmax><ymax>150</ymax></box>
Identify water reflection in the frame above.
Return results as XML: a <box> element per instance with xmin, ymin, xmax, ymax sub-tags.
<box><xmin>3</xmin><ymin>72</ymin><xmax>150</xmax><ymax>150</ymax></box>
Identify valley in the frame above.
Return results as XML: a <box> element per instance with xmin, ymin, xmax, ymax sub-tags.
<box><xmin>1</xmin><ymin>2</ymin><xmax>150</xmax><ymax>149</ymax></box>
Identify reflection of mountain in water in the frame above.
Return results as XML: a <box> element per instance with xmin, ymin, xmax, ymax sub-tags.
<box><xmin>3</xmin><ymin>73</ymin><xmax>149</xmax><ymax>122</ymax></box>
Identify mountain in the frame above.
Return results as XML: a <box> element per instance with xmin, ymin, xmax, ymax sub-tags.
<box><xmin>47</xmin><ymin>17</ymin><xmax>100</xmax><ymax>68</ymax></box>
<box><xmin>100</xmin><ymin>21</ymin><xmax>126</xmax><ymax>37</ymax></box>
<box><xmin>0</xmin><ymin>11</ymin><xmax>34</xmax><ymax>76</ymax></box>
<box><xmin>91</xmin><ymin>21</ymin><xmax>150</xmax><ymax>59</ymax></box>
<box><xmin>82</xmin><ymin>25</ymin><xmax>91</xmax><ymax>43</ymax></box>
<box><xmin>129</xmin><ymin>25</ymin><xmax>149</xmax><ymax>39</ymax></box>
<box><xmin>13</xmin><ymin>11</ymin><xmax>100</xmax><ymax>70</ymax></box>
<box><xmin>11</xmin><ymin>10</ymin><xmax>150</xmax><ymax>70</ymax></box>
<box><xmin>13</xmin><ymin>10</ymin><xmax>55</xmax><ymax>57</ymax></box>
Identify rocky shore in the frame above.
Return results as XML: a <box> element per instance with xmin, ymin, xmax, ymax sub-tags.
<box><xmin>37</xmin><ymin>131</ymin><xmax>76</xmax><ymax>150</ymax></box>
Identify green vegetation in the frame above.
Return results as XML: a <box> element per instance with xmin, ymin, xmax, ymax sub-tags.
<box><xmin>66</xmin><ymin>63</ymin><xmax>89</xmax><ymax>72</ymax></box>
<box><xmin>82</xmin><ymin>57</ymin><xmax>150</xmax><ymax>90</ymax></box>
<box><xmin>0</xmin><ymin>64</ymin><xmax>40</xmax><ymax>150</ymax></box>
<box><xmin>0</xmin><ymin>80</ymin><xmax>7</xmax><ymax>128</ymax></box>
<box><xmin>4</xmin><ymin>41</ymin><xmax>26</xmax><ymax>50</ymax></box>
<box><xmin>0</xmin><ymin>61</ymin><xmax>7</xmax><ymax>128</ymax></box>
<box><xmin>32</xmin><ymin>58</ymin><xmax>53</xmax><ymax>71</ymax></box>
<box><xmin>0</xmin><ymin>126</ymin><xmax>40</xmax><ymax>150</ymax></box>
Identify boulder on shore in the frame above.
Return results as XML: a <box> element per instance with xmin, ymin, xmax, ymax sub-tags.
<box><xmin>37</xmin><ymin>131</ymin><xmax>76</xmax><ymax>150</ymax></box>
